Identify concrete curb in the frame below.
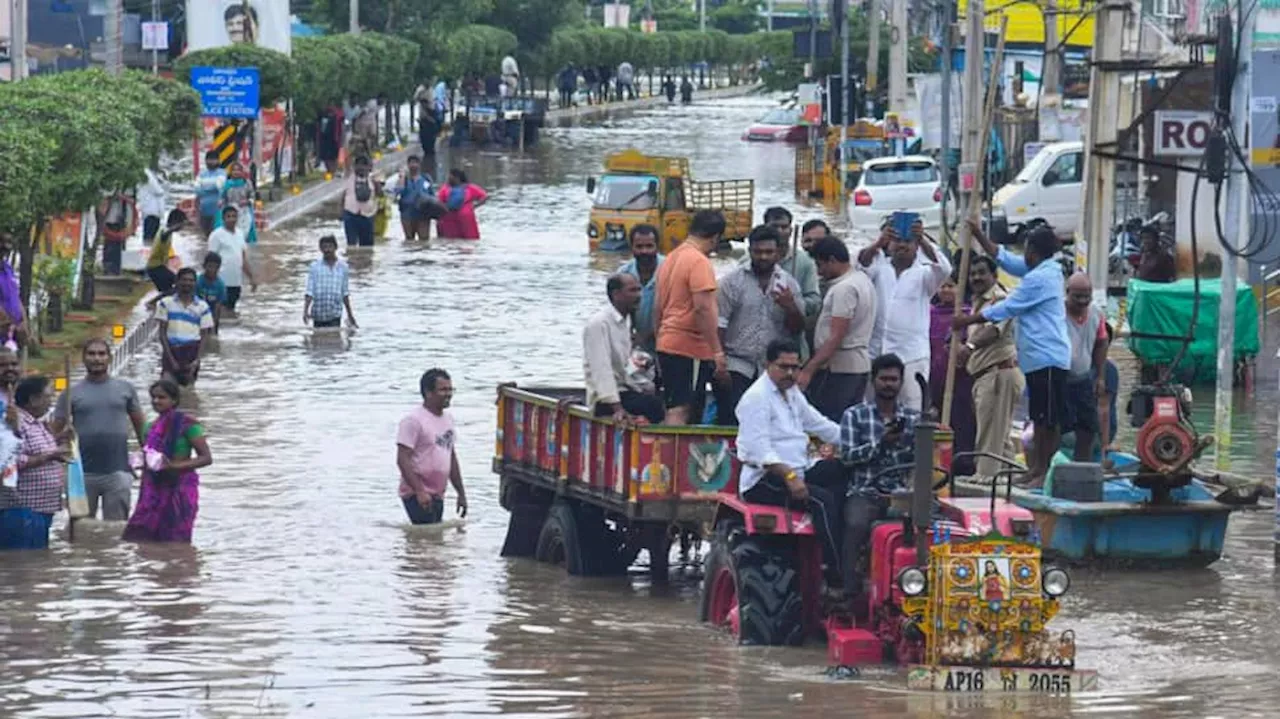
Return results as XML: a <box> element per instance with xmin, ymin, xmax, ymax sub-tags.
<box><xmin>264</xmin><ymin>82</ymin><xmax>764</xmax><ymax>231</ymax></box>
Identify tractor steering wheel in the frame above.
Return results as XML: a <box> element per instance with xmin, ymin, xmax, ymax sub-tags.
<box><xmin>868</xmin><ymin>462</ymin><xmax>952</xmax><ymax>493</ymax></box>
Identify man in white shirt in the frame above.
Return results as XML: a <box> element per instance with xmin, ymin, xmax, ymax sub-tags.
<box><xmin>857</xmin><ymin>213</ymin><xmax>952</xmax><ymax>412</ymax></box>
<box><xmin>206</xmin><ymin>206</ymin><xmax>257</xmax><ymax>316</ymax></box>
<box><xmin>138</xmin><ymin>168</ymin><xmax>166</xmax><ymax>244</ymax></box>
<box><xmin>736</xmin><ymin>338</ymin><xmax>848</xmax><ymax>589</ymax></box>
<box><xmin>583</xmin><ymin>274</ymin><xmax>664</xmax><ymax>424</ymax></box>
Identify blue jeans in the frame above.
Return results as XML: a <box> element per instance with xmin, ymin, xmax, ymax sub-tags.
<box><xmin>402</xmin><ymin>495</ymin><xmax>444</xmax><ymax>525</ymax></box>
<box><xmin>343</xmin><ymin>211</ymin><xmax>375</xmax><ymax>247</ymax></box>
<box><xmin>0</xmin><ymin>508</ymin><xmax>54</xmax><ymax>550</ymax></box>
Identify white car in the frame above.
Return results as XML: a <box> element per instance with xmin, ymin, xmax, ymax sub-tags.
<box><xmin>847</xmin><ymin>155</ymin><xmax>944</xmax><ymax>239</ymax></box>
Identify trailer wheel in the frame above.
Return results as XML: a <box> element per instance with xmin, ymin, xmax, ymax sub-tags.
<box><xmin>500</xmin><ymin>480</ymin><xmax>549</xmax><ymax>558</ymax></box>
<box><xmin>535</xmin><ymin>502</ymin><xmax>592</xmax><ymax>575</ymax></box>
<box><xmin>702</xmin><ymin>536</ymin><xmax>803</xmax><ymax>646</ymax></box>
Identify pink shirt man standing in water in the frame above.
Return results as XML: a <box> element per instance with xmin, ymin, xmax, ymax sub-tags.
<box><xmin>396</xmin><ymin>368</ymin><xmax>469</xmax><ymax>524</ymax></box>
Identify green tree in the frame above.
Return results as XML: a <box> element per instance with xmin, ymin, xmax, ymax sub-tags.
<box><xmin>710</xmin><ymin>1</ymin><xmax>762</xmax><ymax>34</ymax></box>
<box><xmin>483</xmin><ymin>0</ymin><xmax>584</xmax><ymax>56</ymax></box>
<box><xmin>0</xmin><ymin>71</ymin><xmax>200</xmax><ymax>306</ymax></box>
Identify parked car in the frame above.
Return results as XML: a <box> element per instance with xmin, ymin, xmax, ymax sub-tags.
<box><xmin>741</xmin><ymin>107</ymin><xmax>807</xmax><ymax>143</ymax></box>
<box><xmin>989</xmin><ymin>141</ymin><xmax>1084</xmax><ymax>243</ymax></box>
<box><xmin>847</xmin><ymin>155</ymin><xmax>944</xmax><ymax>237</ymax></box>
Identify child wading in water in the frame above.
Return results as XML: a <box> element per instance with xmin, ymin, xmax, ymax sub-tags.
<box><xmin>195</xmin><ymin>252</ymin><xmax>228</xmax><ymax>333</ymax></box>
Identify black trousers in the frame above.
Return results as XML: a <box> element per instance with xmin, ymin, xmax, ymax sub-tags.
<box><xmin>742</xmin><ymin>459</ymin><xmax>848</xmax><ymax>586</ymax></box>
<box><xmin>713</xmin><ymin>370</ymin><xmax>755</xmax><ymax>426</ymax></box>
<box><xmin>807</xmin><ymin>370</ymin><xmax>869</xmax><ymax>423</ymax></box>
<box><xmin>593</xmin><ymin>391</ymin><xmax>665</xmax><ymax>425</ymax></box>
<box><xmin>843</xmin><ymin>494</ymin><xmax>890</xmax><ymax>596</ymax></box>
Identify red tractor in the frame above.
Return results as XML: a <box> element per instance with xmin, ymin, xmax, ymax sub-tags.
<box><xmin>699</xmin><ymin>428</ymin><xmax>1093</xmax><ymax>691</ymax></box>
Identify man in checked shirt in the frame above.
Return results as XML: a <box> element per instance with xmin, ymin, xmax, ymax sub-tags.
<box><xmin>304</xmin><ymin>235</ymin><xmax>359</xmax><ymax>329</ymax></box>
<box><xmin>838</xmin><ymin>352</ymin><xmax>920</xmax><ymax>605</ymax></box>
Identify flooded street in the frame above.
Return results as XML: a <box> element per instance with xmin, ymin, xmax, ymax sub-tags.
<box><xmin>2</xmin><ymin>95</ymin><xmax>1279</xmax><ymax>718</ymax></box>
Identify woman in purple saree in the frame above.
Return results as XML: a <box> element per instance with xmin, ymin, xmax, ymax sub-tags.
<box><xmin>122</xmin><ymin>380</ymin><xmax>213</xmax><ymax>543</ymax></box>
<box><xmin>929</xmin><ymin>277</ymin><xmax>977</xmax><ymax>477</ymax></box>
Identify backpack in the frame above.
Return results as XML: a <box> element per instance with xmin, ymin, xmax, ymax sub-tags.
<box><xmin>354</xmin><ymin>174</ymin><xmax>372</xmax><ymax>203</ymax></box>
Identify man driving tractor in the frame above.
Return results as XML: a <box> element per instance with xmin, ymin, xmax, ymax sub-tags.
<box><xmin>735</xmin><ymin>339</ymin><xmax>846</xmax><ymax>592</ymax></box>
<box><xmin>838</xmin><ymin>353</ymin><xmax>920</xmax><ymax>606</ymax></box>
<box><xmin>737</xmin><ymin>345</ymin><xmax>920</xmax><ymax>600</ymax></box>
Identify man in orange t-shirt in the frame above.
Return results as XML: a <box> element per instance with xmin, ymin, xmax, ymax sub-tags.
<box><xmin>654</xmin><ymin>210</ymin><xmax>727</xmax><ymax>424</ymax></box>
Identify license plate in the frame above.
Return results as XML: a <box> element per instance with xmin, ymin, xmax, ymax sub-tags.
<box><xmin>907</xmin><ymin>665</ymin><xmax>1098</xmax><ymax>693</ymax></box>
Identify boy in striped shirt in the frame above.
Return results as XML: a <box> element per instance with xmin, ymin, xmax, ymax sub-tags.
<box><xmin>156</xmin><ymin>267</ymin><xmax>214</xmax><ymax>387</ymax></box>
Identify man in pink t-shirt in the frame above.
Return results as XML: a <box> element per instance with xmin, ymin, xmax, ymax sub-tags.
<box><xmin>396</xmin><ymin>368</ymin><xmax>469</xmax><ymax>524</ymax></box>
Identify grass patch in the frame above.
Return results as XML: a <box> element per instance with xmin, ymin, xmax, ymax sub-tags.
<box><xmin>28</xmin><ymin>277</ymin><xmax>152</xmax><ymax>377</ymax></box>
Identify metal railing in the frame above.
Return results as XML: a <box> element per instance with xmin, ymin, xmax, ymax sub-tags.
<box><xmin>108</xmin><ymin>317</ymin><xmax>157</xmax><ymax>378</ymax></box>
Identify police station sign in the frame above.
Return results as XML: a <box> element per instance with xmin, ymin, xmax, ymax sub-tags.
<box><xmin>1154</xmin><ymin>111</ymin><xmax>1213</xmax><ymax>156</ymax></box>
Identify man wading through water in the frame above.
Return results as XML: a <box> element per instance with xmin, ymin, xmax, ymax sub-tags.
<box><xmin>396</xmin><ymin>369</ymin><xmax>468</xmax><ymax>524</ymax></box>
<box><xmin>304</xmin><ymin>235</ymin><xmax>358</xmax><ymax>329</ymax></box>
<box><xmin>52</xmin><ymin>339</ymin><xmax>146</xmax><ymax>520</ymax></box>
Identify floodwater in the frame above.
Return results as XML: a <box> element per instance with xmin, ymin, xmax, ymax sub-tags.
<box><xmin>2</xmin><ymin>96</ymin><xmax>1279</xmax><ymax>718</ymax></box>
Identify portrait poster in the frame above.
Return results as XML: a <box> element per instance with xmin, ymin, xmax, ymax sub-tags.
<box><xmin>185</xmin><ymin>0</ymin><xmax>290</xmax><ymax>56</ymax></box>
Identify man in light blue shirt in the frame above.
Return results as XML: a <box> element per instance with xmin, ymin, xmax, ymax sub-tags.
<box><xmin>195</xmin><ymin>151</ymin><xmax>227</xmax><ymax>236</ymax></box>
<box><xmin>954</xmin><ymin>221</ymin><xmax>1070</xmax><ymax>488</ymax></box>
<box><xmin>617</xmin><ymin>224</ymin><xmax>665</xmax><ymax>352</ymax></box>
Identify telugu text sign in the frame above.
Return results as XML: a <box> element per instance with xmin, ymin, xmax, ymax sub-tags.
<box><xmin>190</xmin><ymin>66</ymin><xmax>260</xmax><ymax>119</ymax></box>
<box><xmin>1153</xmin><ymin>111</ymin><xmax>1213</xmax><ymax>157</ymax></box>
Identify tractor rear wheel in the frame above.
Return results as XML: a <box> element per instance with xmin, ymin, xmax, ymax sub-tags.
<box><xmin>535</xmin><ymin>501</ymin><xmax>591</xmax><ymax>575</ymax></box>
<box><xmin>700</xmin><ymin>529</ymin><xmax>803</xmax><ymax>646</ymax></box>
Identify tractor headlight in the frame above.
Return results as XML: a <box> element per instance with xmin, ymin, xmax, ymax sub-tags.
<box><xmin>898</xmin><ymin>567</ymin><xmax>927</xmax><ymax>596</ymax></box>
<box><xmin>587</xmin><ymin>223</ymin><xmax>600</xmax><ymax>239</ymax></box>
<box><xmin>1042</xmin><ymin>567</ymin><xmax>1070</xmax><ymax>597</ymax></box>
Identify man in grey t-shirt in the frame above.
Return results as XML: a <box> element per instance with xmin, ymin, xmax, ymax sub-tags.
<box><xmin>51</xmin><ymin>338</ymin><xmax>146</xmax><ymax>520</ymax></box>
<box><xmin>800</xmin><ymin>236</ymin><xmax>877</xmax><ymax>422</ymax></box>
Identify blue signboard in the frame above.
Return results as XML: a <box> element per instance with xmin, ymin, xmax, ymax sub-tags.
<box><xmin>190</xmin><ymin>66</ymin><xmax>260</xmax><ymax>119</ymax></box>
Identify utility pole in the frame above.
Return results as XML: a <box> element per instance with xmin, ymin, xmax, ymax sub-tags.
<box><xmin>839</xmin><ymin>0</ymin><xmax>850</xmax><ymax>194</ymax></box>
<box><xmin>699</xmin><ymin>0</ymin><xmax>706</xmax><ymax>32</ymax></box>
<box><xmin>11</xmin><ymin>0</ymin><xmax>27</xmax><ymax>80</ymax></box>
<box><xmin>939</xmin><ymin>0</ymin><xmax>954</xmax><ymax>242</ymax></box>
<box><xmin>1080</xmin><ymin>0</ymin><xmax>1128</xmax><ymax>307</ymax></box>
<box><xmin>766</xmin><ymin>0</ymin><xmax>774</xmax><ymax>31</ymax></box>
<box><xmin>1216</xmin><ymin>7</ymin><xmax>1254</xmax><ymax>471</ymax></box>
<box><xmin>866</xmin><ymin>0</ymin><xmax>881</xmax><ymax>115</ymax></box>
<box><xmin>888</xmin><ymin>0</ymin><xmax>908</xmax><ymax>113</ymax></box>
<box><xmin>1041</xmin><ymin>0</ymin><xmax>1061</xmax><ymax>100</ymax></box>
<box><xmin>349</xmin><ymin>0</ymin><xmax>359</xmax><ymax>33</ymax></box>
<box><xmin>104</xmin><ymin>0</ymin><xmax>122</xmax><ymax>75</ymax></box>
<box><xmin>150</xmin><ymin>0</ymin><xmax>159</xmax><ymax>74</ymax></box>
<box><xmin>808</xmin><ymin>0</ymin><xmax>818</xmax><ymax>78</ymax></box>
<box><xmin>958</xmin><ymin>0</ymin><xmax>983</xmax><ymax>216</ymax></box>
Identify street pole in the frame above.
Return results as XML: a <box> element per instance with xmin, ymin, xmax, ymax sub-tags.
<box><xmin>1080</xmin><ymin>0</ymin><xmax>1128</xmax><ymax>307</ymax></box>
<box><xmin>958</xmin><ymin>0</ymin><xmax>983</xmax><ymax>216</ymax></box>
<box><xmin>150</xmin><ymin>0</ymin><xmax>159</xmax><ymax>75</ymax></box>
<box><xmin>1041</xmin><ymin>0</ymin><xmax>1061</xmax><ymax>101</ymax></box>
<box><xmin>104</xmin><ymin>0</ymin><xmax>122</xmax><ymax>75</ymax></box>
<box><xmin>11</xmin><ymin>0</ymin><xmax>27</xmax><ymax>80</ymax></box>
<box><xmin>867</xmin><ymin>0</ymin><xmax>881</xmax><ymax>115</ymax></box>
<box><xmin>1217</xmin><ymin>8</ymin><xmax>1253</xmax><ymax>471</ymax></box>
<box><xmin>940</xmin><ymin>0</ymin><xmax>954</xmax><ymax>242</ymax></box>
<box><xmin>767</xmin><ymin>0</ymin><xmax>774</xmax><ymax>32</ymax></box>
<box><xmin>699</xmin><ymin>0</ymin><xmax>706</xmax><ymax>32</ymax></box>
<box><xmin>808</xmin><ymin>0</ymin><xmax>817</xmax><ymax>79</ymax></box>
<box><xmin>349</xmin><ymin>0</ymin><xmax>359</xmax><ymax>33</ymax></box>
<box><xmin>888</xmin><ymin>0</ymin><xmax>908</xmax><ymax>113</ymax></box>
<box><xmin>840</xmin><ymin>0</ymin><xmax>850</xmax><ymax>195</ymax></box>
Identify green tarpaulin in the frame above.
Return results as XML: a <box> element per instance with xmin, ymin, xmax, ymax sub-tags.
<box><xmin>1126</xmin><ymin>278</ymin><xmax>1260</xmax><ymax>384</ymax></box>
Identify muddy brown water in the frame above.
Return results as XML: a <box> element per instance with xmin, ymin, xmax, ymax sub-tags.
<box><xmin>2</xmin><ymin>96</ymin><xmax>1279</xmax><ymax>718</ymax></box>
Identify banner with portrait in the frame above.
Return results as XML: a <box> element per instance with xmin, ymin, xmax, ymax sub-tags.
<box><xmin>185</xmin><ymin>0</ymin><xmax>291</xmax><ymax>56</ymax></box>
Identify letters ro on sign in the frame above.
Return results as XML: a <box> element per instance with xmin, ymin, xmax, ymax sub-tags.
<box><xmin>1154</xmin><ymin>110</ymin><xmax>1214</xmax><ymax>157</ymax></box>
